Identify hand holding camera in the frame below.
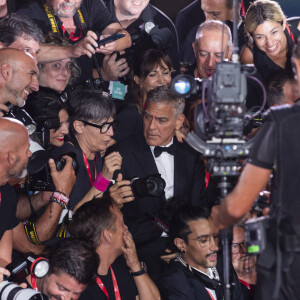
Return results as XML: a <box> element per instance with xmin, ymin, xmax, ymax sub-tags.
<box><xmin>48</xmin><ymin>155</ymin><xmax>76</xmax><ymax>197</ymax></box>
<box><xmin>109</xmin><ymin>173</ymin><xmax>134</xmax><ymax>208</ymax></box>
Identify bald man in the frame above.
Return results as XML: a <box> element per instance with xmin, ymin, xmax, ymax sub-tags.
<box><xmin>0</xmin><ymin>118</ymin><xmax>75</xmax><ymax>280</ymax></box>
<box><xmin>0</xmin><ymin>48</ymin><xmax>38</xmax><ymax>114</ymax></box>
<box><xmin>0</xmin><ymin>118</ymin><xmax>31</xmax><ymax>276</ymax></box>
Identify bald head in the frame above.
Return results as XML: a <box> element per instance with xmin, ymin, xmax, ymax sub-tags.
<box><xmin>0</xmin><ymin>48</ymin><xmax>38</xmax><ymax>107</ymax></box>
<box><xmin>0</xmin><ymin>117</ymin><xmax>30</xmax><ymax>185</ymax></box>
<box><xmin>0</xmin><ymin>117</ymin><xmax>28</xmax><ymax>152</ymax></box>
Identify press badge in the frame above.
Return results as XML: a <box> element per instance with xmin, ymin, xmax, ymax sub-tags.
<box><xmin>109</xmin><ymin>81</ymin><xmax>127</xmax><ymax>100</ymax></box>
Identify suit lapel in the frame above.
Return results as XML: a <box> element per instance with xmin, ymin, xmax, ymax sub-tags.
<box><xmin>174</xmin><ymin>139</ymin><xmax>189</xmax><ymax>196</ymax></box>
<box><xmin>134</xmin><ymin>134</ymin><xmax>159</xmax><ymax>176</ymax></box>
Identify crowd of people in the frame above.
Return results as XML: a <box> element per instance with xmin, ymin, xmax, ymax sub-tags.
<box><xmin>0</xmin><ymin>0</ymin><xmax>299</xmax><ymax>299</ymax></box>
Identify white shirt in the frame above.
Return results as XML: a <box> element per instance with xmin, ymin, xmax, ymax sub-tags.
<box><xmin>150</xmin><ymin>139</ymin><xmax>175</xmax><ymax>201</ymax></box>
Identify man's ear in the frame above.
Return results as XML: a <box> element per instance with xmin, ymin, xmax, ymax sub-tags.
<box><xmin>174</xmin><ymin>238</ymin><xmax>187</xmax><ymax>253</ymax></box>
<box><xmin>7</xmin><ymin>151</ymin><xmax>16</xmax><ymax>167</ymax></box>
<box><xmin>175</xmin><ymin>114</ymin><xmax>185</xmax><ymax>131</ymax></box>
<box><xmin>73</xmin><ymin>120</ymin><xmax>84</xmax><ymax>134</ymax></box>
<box><xmin>192</xmin><ymin>41</ymin><xmax>196</xmax><ymax>57</ymax></box>
<box><xmin>103</xmin><ymin>228</ymin><xmax>112</xmax><ymax>243</ymax></box>
<box><xmin>0</xmin><ymin>63</ymin><xmax>13</xmax><ymax>82</ymax></box>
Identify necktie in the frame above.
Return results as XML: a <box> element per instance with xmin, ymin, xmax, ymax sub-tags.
<box><xmin>154</xmin><ymin>144</ymin><xmax>176</xmax><ymax>158</ymax></box>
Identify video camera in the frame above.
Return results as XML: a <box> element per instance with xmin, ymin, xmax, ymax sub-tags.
<box><xmin>172</xmin><ymin>62</ymin><xmax>257</xmax><ymax>180</ymax></box>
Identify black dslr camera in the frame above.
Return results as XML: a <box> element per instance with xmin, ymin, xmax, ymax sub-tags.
<box><xmin>27</xmin><ymin>151</ymin><xmax>78</xmax><ymax>191</ymax></box>
<box><xmin>130</xmin><ymin>174</ymin><xmax>166</xmax><ymax>197</ymax></box>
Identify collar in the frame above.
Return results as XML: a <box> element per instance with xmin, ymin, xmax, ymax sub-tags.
<box><xmin>149</xmin><ymin>138</ymin><xmax>174</xmax><ymax>155</ymax></box>
<box><xmin>175</xmin><ymin>253</ymin><xmax>220</xmax><ymax>281</ymax></box>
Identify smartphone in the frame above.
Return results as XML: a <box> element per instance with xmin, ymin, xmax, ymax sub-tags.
<box><xmin>97</xmin><ymin>32</ymin><xmax>126</xmax><ymax>47</ymax></box>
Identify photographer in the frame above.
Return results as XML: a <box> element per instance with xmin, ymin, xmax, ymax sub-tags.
<box><xmin>23</xmin><ymin>238</ymin><xmax>99</xmax><ymax>299</ymax></box>
<box><xmin>97</xmin><ymin>0</ymin><xmax>179</xmax><ymax>97</ymax></box>
<box><xmin>211</xmin><ymin>39</ymin><xmax>300</xmax><ymax>299</ymax></box>
<box><xmin>17</xmin><ymin>0</ymin><xmax>131</xmax><ymax>84</ymax></box>
<box><xmin>12</xmin><ymin>98</ymin><xmax>76</xmax><ymax>253</ymax></box>
<box><xmin>51</xmin><ymin>86</ymin><xmax>131</xmax><ymax>211</ymax></box>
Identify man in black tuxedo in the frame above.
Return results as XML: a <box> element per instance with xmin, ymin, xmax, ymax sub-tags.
<box><xmin>108</xmin><ymin>85</ymin><xmax>207</xmax><ymax>280</ymax></box>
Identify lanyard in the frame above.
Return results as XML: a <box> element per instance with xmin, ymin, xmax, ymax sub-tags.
<box><xmin>286</xmin><ymin>25</ymin><xmax>295</xmax><ymax>44</ymax></box>
<box><xmin>82</xmin><ymin>152</ymin><xmax>97</xmax><ymax>187</ymax></box>
<box><xmin>43</xmin><ymin>1</ymin><xmax>87</xmax><ymax>38</ymax></box>
<box><xmin>206</xmin><ymin>289</ymin><xmax>216</xmax><ymax>300</ymax></box>
<box><xmin>31</xmin><ymin>274</ymin><xmax>38</xmax><ymax>291</ymax></box>
<box><xmin>205</xmin><ymin>171</ymin><xmax>211</xmax><ymax>188</ymax></box>
<box><xmin>239</xmin><ymin>279</ymin><xmax>254</xmax><ymax>292</ymax></box>
<box><xmin>96</xmin><ymin>267</ymin><xmax>121</xmax><ymax>300</ymax></box>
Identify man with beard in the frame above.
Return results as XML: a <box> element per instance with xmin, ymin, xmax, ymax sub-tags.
<box><xmin>158</xmin><ymin>204</ymin><xmax>243</xmax><ymax>300</ymax></box>
<box><xmin>0</xmin><ymin>48</ymin><xmax>39</xmax><ymax>113</ymax></box>
<box><xmin>0</xmin><ymin>118</ymin><xmax>32</xmax><ymax>278</ymax></box>
<box><xmin>17</xmin><ymin>0</ymin><xmax>131</xmax><ymax>83</ymax></box>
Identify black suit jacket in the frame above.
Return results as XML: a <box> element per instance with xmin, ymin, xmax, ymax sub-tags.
<box><xmin>158</xmin><ymin>257</ymin><xmax>244</xmax><ymax>300</ymax></box>
<box><xmin>108</xmin><ymin>133</ymin><xmax>207</xmax><ymax>245</ymax></box>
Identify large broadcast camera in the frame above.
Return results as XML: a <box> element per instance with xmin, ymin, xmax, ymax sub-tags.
<box><xmin>172</xmin><ymin>2</ymin><xmax>266</xmax><ymax>297</ymax></box>
<box><xmin>172</xmin><ymin>63</ymin><xmax>258</xmax><ymax>182</ymax></box>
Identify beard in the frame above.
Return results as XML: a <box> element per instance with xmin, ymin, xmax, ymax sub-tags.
<box><xmin>6</xmin><ymin>85</ymin><xmax>26</xmax><ymax>107</ymax></box>
<box><xmin>54</xmin><ymin>0</ymin><xmax>82</xmax><ymax>18</ymax></box>
<box><xmin>8</xmin><ymin>158</ymin><xmax>28</xmax><ymax>179</ymax></box>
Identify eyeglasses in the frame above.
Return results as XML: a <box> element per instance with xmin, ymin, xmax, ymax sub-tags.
<box><xmin>79</xmin><ymin>119</ymin><xmax>119</xmax><ymax>134</ymax></box>
<box><xmin>231</xmin><ymin>241</ymin><xmax>246</xmax><ymax>254</ymax></box>
<box><xmin>188</xmin><ymin>234</ymin><xmax>220</xmax><ymax>248</ymax></box>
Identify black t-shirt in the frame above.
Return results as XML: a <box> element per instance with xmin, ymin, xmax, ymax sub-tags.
<box><xmin>17</xmin><ymin>0</ymin><xmax>117</xmax><ymax>83</ymax></box>
<box><xmin>79</xmin><ymin>256</ymin><xmax>137</xmax><ymax>300</ymax></box>
<box><xmin>107</xmin><ymin>0</ymin><xmax>180</xmax><ymax>73</ymax></box>
<box><xmin>248</xmin><ymin>117</ymin><xmax>275</xmax><ymax>170</ymax></box>
<box><xmin>49</xmin><ymin>141</ymin><xmax>103</xmax><ymax>210</ymax></box>
<box><xmin>253</xmin><ymin>17</ymin><xmax>300</xmax><ymax>84</ymax></box>
<box><xmin>0</xmin><ymin>184</ymin><xmax>19</xmax><ymax>239</ymax></box>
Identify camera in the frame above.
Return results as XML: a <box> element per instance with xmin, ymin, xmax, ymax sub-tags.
<box><xmin>5</xmin><ymin>253</ymin><xmax>49</xmax><ymax>283</ymax></box>
<box><xmin>1</xmin><ymin>102</ymin><xmax>36</xmax><ymax>135</ymax></box>
<box><xmin>27</xmin><ymin>151</ymin><xmax>78</xmax><ymax>191</ymax></box>
<box><xmin>0</xmin><ymin>253</ymin><xmax>50</xmax><ymax>300</ymax></box>
<box><xmin>130</xmin><ymin>174</ymin><xmax>166</xmax><ymax>197</ymax></box>
<box><xmin>116</xmin><ymin>21</ymin><xmax>174</xmax><ymax>85</ymax></box>
<box><xmin>0</xmin><ymin>281</ymin><xmax>48</xmax><ymax>300</ymax></box>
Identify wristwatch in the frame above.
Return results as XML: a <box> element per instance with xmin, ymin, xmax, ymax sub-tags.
<box><xmin>131</xmin><ymin>261</ymin><xmax>147</xmax><ymax>277</ymax></box>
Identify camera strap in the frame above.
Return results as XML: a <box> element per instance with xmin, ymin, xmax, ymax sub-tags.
<box><xmin>31</xmin><ymin>273</ymin><xmax>38</xmax><ymax>291</ymax></box>
<box><xmin>43</xmin><ymin>1</ymin><xmax>88</xmax><ymax>39</ymax></box>
<box><xmin>24</xmin><ymin>221</ymin><xmax>42</xmax><ymax>245</ymax></box>
<box><xmin>82</xmin><ymin>152</ymin><xmax>97</xmax><ymax>187</ymax></box>
<box><xmin>96</xmin><ymin>267</ymin><xmax>121</xmax><ymax>300</ymax></box>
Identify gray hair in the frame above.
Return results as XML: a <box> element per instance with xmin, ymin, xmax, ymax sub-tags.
<box><xmin>0</xmin><ymin>13</ymin><xmax>44</xmax><ymax>46</ymax></box>
<box><xmin>195</xmin><ymin>20</ymin><xmax>232</xmax><ymax>53</ymax></box>
<box><xmin>69</xmin><ymin>86</ymin><xmax>116</xmax><ymax>135</ymax></box>
<box><xmin>145</xmin><ymin>86</ymin><xmax>185</xmax><ymax>118</ymax></box>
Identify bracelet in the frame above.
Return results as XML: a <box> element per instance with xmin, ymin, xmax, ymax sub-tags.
<box><xmin>52</xmin><ymin>191</ymin><xmax>69</xmax><ymax>207</ymax></box>
<box><xmin>50</xmin><ymin>192</ymin><xmax>70</xmax><ymax>209</ymax></box>
<box><xmin>93</xmin><ymin>172</ymin><xmax>111</xmax><ymax>192</ymax></box>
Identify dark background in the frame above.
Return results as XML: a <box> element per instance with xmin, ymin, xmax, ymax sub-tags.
<box><xmin>150</xmin><ymin>0</ymin><xmax>299</xmax><ymax>23</ymax></box>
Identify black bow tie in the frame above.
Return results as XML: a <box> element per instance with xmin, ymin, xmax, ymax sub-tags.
<box><xmin>154</xmin><ymin>144</ymin><xmax>176</xmax><ymax>158</ymax></box>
